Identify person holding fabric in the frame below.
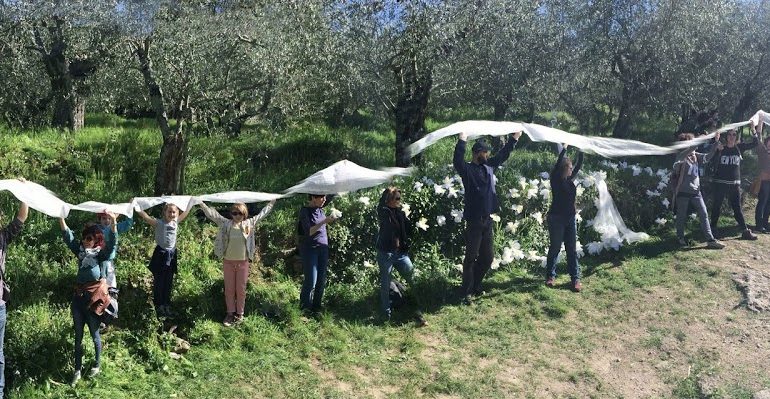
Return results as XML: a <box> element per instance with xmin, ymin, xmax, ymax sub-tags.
<box><xmin>545</xmin><ymin>144</ymin><xmax>584</xmax><ymax>292</ymax></box>
<box><xmin>710</xmin><ymin>128</ymin><xmax>759</xmax><ymax>240</ymax></box>
<box><xmin>454</xmin><ymin>131</ymin><xmax>522</xmax><ymax>304</ymax></box>
<box><xmin>672</xmin><ymin>133</ymin><xmax>725</xmax><ymax>249</ymax></box>
<box><xmin>0</xmin><ymin>197</ymin><xmax>28</xmax><ymax>397</ymax></box>
<box><xmin>135</xmin><ymin>203</ymin><xmax>195</xmax><ymax>318</ymax></box>
<box><xmin>375</xmin><ymin>186</ymin><xmax>427</xmax><ymax>326</ymax></box>
<box><xmin>754</xmin><ymin>130</ymin><xmax>770</xmax><ymax>233</ymax></box>
<box><xmin>96</xmin><ymin>212</ymin><xmax>133</xmax><ymax>300</ymax></box>
<box><xmin>199</xmin><ymin>200</ymin><xmax>276</xmax><ymax>326</ymax></box>
<box><xmin>59</xmin><ymin>213</ymin><xmax>117</xmax><ymax>386</ymax></box>
<box><xmin>298</xmin><ymin>194</ymin><xmax>336</xmax><ymax>314</ymax></box>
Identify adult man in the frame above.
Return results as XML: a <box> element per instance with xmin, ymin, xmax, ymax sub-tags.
<box><xmin>454</xmin><ymin>131</ymin><xmax>522</xmax><ymax>304</ymax></box>
<box><xmin>0</xmin><ymin>199</ymin><xmax>28</xmax><ymax>398</ymax></box>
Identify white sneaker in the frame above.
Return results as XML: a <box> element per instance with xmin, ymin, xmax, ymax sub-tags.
<box><xmin>71</xmin><ymin>370</ymin><xmax>81</xmax><ymax>387</ymax></box>
<box><xmin>88</xmin><ymin>367</ymin><xmax>101</xmax><ymax>378</ymax></box>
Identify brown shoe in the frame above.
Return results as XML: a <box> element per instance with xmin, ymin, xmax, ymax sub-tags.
<box><xmin>572</xmin><ymin>280</ymin><xmax>582</xmax><ymax>293</ymax></box>
<box><xmin>233</xmin><ymin>314</ymin><xmax>244</xmax><ymax>324</ymax></box>
<box><xmin>223</xmin><ymin>313</ymin><xmax>235</xmax><ymax>327</ymax></box>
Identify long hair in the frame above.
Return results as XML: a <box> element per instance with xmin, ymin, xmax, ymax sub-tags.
<box><xmin>379</xmin><ymin>186</ymin><xmax>400</xmax><ymax>206</ymax></box>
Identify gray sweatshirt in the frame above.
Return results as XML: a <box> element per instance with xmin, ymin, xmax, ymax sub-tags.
<box><xmin>673</xmin><ymin>146</ymin><xmax>717</xmax><ymax>195</ymax></box>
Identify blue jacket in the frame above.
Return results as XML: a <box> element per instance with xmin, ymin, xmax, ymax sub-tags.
<box><xmin>453</xmin><ymin>138</ymin><xmax>517</xmax><ymax>221</ymax></box>
<box><xmin>99</xmin><ymin>218</ymin><xmax>133</xmax><ymax>261</ymax></box>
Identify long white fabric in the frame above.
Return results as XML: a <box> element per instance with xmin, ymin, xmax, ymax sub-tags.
<box><xmin>407</xmin><ymin>110</ymin><xmax>770</xmax><ymax>158</ymax></box>
<box><xmin>284</xmin><ymin>160</ymin><xmax>413</xmax><ymax>195</ymax></box>
<box><xmin>0</xmin><ymin>161</ymin><xmax>410</xmax><ymax>217</ymax></box>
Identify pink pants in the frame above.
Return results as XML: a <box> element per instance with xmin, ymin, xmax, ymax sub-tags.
<box><xmin>223</xmin><ymin>260</ymin><xmax>250</xmax><ymax>315</ymax></box>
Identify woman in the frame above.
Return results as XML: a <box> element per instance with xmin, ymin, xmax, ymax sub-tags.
<box><xmin>59</xmin><ymin>213</ymin><xmax>117</xmax><ymax>386</ymax></box>
<box><xmin>755</xmin><ymin>132</ymin><xmax>770</xmax><ymax>233</ymax></box>
<box><xmin>298</xmin><ymin>194</ymin><xmax>336</xmax><ymax>313</ymax></box>
<box><xmin>376</xmin><ymin>187</ymin><xmax>426</xmax><ymax>326</ymax></box>
<box><xmin>199</xmin><ymin>200</ymin><xmax>275</xmax><ymax>326</ymax></box>
<box><xmin>710</xmin><ymin>128</ymin><xmax>759</xmax><ymax>240</ymax></box>
<box><xmin>545</xmin><ymin>144</ymin><xmax>583</xmax><ymax>292</ymax></box>
<box><xmin>672</xmin><ymin>133</ymin><xmax>724</xmax><ymax>249</ymax></box>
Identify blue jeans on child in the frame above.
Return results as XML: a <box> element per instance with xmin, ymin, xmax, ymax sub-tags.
<box><xmin>300</xmin><ymin>245</ymin><xmax>329</xmax><ymax>311</ymax></box>
<box><xmin>377</xmin><ymin>250</ymin><xmax>414</xmax><ymax>317</ymax></box>
<box><xmin>72</xmin><ymin>293</ymin><xmax>101</xmax><ymax>372</ymax></box>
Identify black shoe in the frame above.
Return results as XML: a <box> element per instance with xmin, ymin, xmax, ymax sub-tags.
<box><xmin>414</xmin><ymin>311</ymin><xmax>427</xmax><ymax>327</ymax></box>
<box><xmin>741</xmin><ymin>229</ymin><xmax>758</xmax><ymax>240</ymax></box>
<box><xmin>472</xmin><ymin>288</ymin><xmax>486</xmax><ymax>297</ymax></box>
<box><xmin>757</xmin><ymin>227</ymin><xmax>769</xmax><ymax>234</ymax></box>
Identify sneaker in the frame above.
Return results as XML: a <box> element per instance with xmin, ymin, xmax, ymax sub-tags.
<box><xmin>461</xmin><ymin>295</ymin><xmax>473</xmax><ymax>306</ymax></box>
<box><xmin>572</xmin><ymin>280</ymin><xmax>582</xmax><ymax>293</ymax></box>
<box><xmin>472</xmin><ymin>289</ymin><xmax>486</xmax><ymax>297</ymax></box>
<box><xmin>757</xmin><ymin>227</ymin><xmax>769</xmax><ymax>234</ymax></box>
<box><xmin>223</xmin><ymin>313</ymin><xmax>235</xmax><ymax>327</ymax></box>
<box><xmin>88</xmin><ymin>367</ymin><xmax>100</xmax><ymax>378</ymax></box>
<box><xmin>545</xmin><ymin>277</ymin><xmax>555</xmax><ymax>287</ymax></box>
<box><xmin>233</xmin><ymin>314</ymin><xmax>244</xmax><ymax>324</ymax></box>
<box><xmin>414</xmin><ymin>312</ymin><xmax>428</xmax><ymax>328</ymax></box>
<box><xmin>707</xmin><ymin>240</ymin><xmax>725</xmax><ymax>249</ymax></box>
<box><xmin>741</xmin><ymin>229</ymin><xmax>758</xmax><ymax>240</ymax></box>
<box><xmin>70</xmin><ymin>370</ymin><xmax>81</xmax><ymax>387</ymax></box>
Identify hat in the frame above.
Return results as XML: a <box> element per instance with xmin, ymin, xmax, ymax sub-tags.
<box><xmin>471</xmin><ymin>140</ymin><xmax>491</xmax><ymax>153</ymax></box>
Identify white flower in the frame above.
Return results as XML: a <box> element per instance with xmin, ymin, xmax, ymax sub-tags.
<box><xmin>511</xmin><ymin>204</ymin><xmax>523</xmax><ymax>214</ymax></box>
<box><xmin>631</xmin><ymin>166</ymin><xmax>642</xmax><ymax>176</ymax></box>
<box><xmin>644</xmin><ymin>167</ymin><xmax>654</xmax><ymax>176</ymax></box>
<box><xmin>575</xmin><ymin>241</ymin><xmax>585</xmax><ymax>258</ymax></box>
<box><xmin>421</xmin><ymin>176</ymin><xmax>435</xmax><ymax>185</ymax></box>
<box><xmin>401</xmin><ymin>202</ymin><xmax>411</xmax><ymax>217</ymax></box>
<box><xmin>508</xmin><ymin>188</ymin><xmax>520</xmax><ymax>198</ymax></box>
<box><xmin>501</xmin><ymin>247</ymin><xmax>514</xmax><ymax>265</ymax></box>
<box><xmin>655</xmin><ymin>217</ymin><xmax>667</xmax><ymax>226</ymax></box>
<box><xmin>416</xmin><ymin>217</ymin><xmax>429</xmax><ymax>231</ymax></box>
<box><xmin>454</xmin><ymin>264</ymin><xmax>463</xmax><ymax>272</ymax></box>
<box><xmin>447</xmin><ymin>186</ymin><xmax>459</xmax><ymax>198</ymax></box>
<box><xmin>619</xmin><ymin>161</ymin><xmax>628</xmax><ymax>169</ymax></box>
<box><xmin>576</xmin><ymin>186</ymin><xmax>585</xmax><ymax>197</ymax></box>
<box><xmin>646</xmin><ymin>190</ymin><xmax>661</xmax><ymax>197</ymax></box>
<box><xmin>657</xmin><ymin>181</ymin><xmax>668</xmax><ymax>190</ymax></box>
<box><xmin>661</xmin><ymin>198</ymin><xmax>670</xmax><ymax>208</ymax></box>
<box><xmin>582</xmin><ymin>175</ymin><xmax>596</xmax><ymax>187</ymax></box>
<box><xmin>526</xmin><ymin>250</ymin><xmax>540</xmax><ymax>261</ymax></box>
<box><xmin>505</xmin><ymin>221</ymin><xmax>520</xmax><ymax>233</ymax></box>
<box><xmin>433</xmin><ymin>184</ymin><xmax>446</xmax><ymax>195</ymax></box>
<box><xmin>604</xmin><ymin>237</ymin><xmax>622</xmax><ymax>251</ymax></box>
<box><xmin>358</xmin><ymin>196</ymin><xmax>370</xmax><ymax>206</ymax></box>
<box><xmin>526</xmin><ymin>187</ymin><xmax>539</xmax><ymax>199</ymax></box>
<box><xmin>689</xmin><ymin>213</ymin><xmax>697</xmax><ymax>220</ymax></box>
<box><xmin>656</xmin><ymin>168</ymin><xmax>668</xmax><ymax>177</ymax></box>
<box><xmin>436</xmin><ymin>215</ymin><xmax>447</xmax><ymax>226</ymax></box>
<box><xmin>413</xmin><ymin>181</ymin><xmax>424</xmax><ymax>191</ymax></box>
<box><xmin>539</xmin><ymin>179</ymin><xmax>549</xmax><ymax>188</ymax></box>
<box><xmin>490</xmin><ymin>257</ymin><xmax>501</xmax><ymax>270</ymax></box>
<box><xmin>540</xmin><ymin>171</ymin><xmax>550</xmax><ymax>179</ymax></box>
<box><xmin>510</xmin><ymin>242</ymin><xmax>525</xmax><ymax>260</ymax></box>
<box><xmin>490</xmin><ymin>214</ymin><xmax>501</xmax><ymax>223</ymax></box>
<box><xmin>539</xmin><ymin>188</ymin><xmax>551</xmax><ymax>199</ymax></box>
<box><xmin>587</xmin><ymin>241</ymin><xmax>604</xmax><ymax>255</ymax></box>
<box><xmin>330</xmin><ymin>208</ymin><xmax>343</xmax><ymax>219</ymax></box>
<box><xmin>442</xmin><ymin>176</ymin><xmax>453</xmax><ymax>189</ymax></box>
<box><xmin>575</xmin><ymin>212</ymin><xmax>583</xmax><ymax>224</ymax></box>
<box><xmin>606</xmin><ymin>162</ymin><xmax>618</xmax><ymax>171</ymax></box>
<box><xmin>518</xmin><ymin>177</ymin><xmax>528</xmax><ymax>189</ymax></box>
<box><xmin>451</xmin><ymin>209</ymin><xmax>463</xmax><ymax>223</ymax></box>
<box><xmin>531</xmin><ymin>212</ymin><xmax>543</xmax><ymax>225</ymax></box>
<box><xmin>363</xmin><ymin>260</ymin><xmax>375</xmax><ymax>269</ymax></box>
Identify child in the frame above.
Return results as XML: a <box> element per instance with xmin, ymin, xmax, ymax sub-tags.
<box><xmin>96</xmin><ymin>212</ymin><xmax>133</xmax><ymax>298</ymax></box>
<box><xmin>199</xmin><ymin>200</ymin><xmax>275</xmax><ymax>326</ymax></box>
<box><xmin>59</xmin><ymin>213</ymin><xmax>117</xmax><ymax>386</ymax></box>
<box><xmin>135</xmin><ymin>203</ymin><xmax>194</xmax><ymax>317</ymax></box>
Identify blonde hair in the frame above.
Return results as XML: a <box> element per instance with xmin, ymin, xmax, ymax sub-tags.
<box><xmin>163</xmin><ymin>203</ymin><xmax>179</xmax><ymax>213</ymax></box>
<box><xmin>230</xmin><ymin>203</ymin><xmax>248</xmax><ymax>218</ymax></box>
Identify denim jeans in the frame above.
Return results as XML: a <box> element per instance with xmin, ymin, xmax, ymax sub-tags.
<box><xmin>710</xmin><ymin>183</ymin><xmax>747</xmax><ymax>231</ymax></box>
<box><xmin>756</xmin><ymin>181</ymin><xmax>770</xmax><ymax>230</ymax></box>
<box><xmin>461</xmin><ymin>216</ymin><xmax>494</xmax><ymax>296</ymax></box>
<box><xmin>545</xmin><ymin>214</ymin><xmax>580</xmax><ymax>282</ymax></box>
<box><xmin>300</xmin><ymin>245</ymin><xmax>329</xmax><ymax>310</ymax></box>
<box><xmin>0</xmin><ymin>303</ymin><xmax>5</xmax><ymax>398</ymax></box>
<box><xmin>377</xmin><ymin>250</ymin><xmax>414</xmax><ymax>316</ymax></box>
<box><xmin>675</xmin><ymin>193</ymin><xmax>715</xmax><ymax>241</ymax></box>
<box><xmin>72</xmin><ymin>293</ymin><xmax>101</xmax><ymax>371</ymax></box>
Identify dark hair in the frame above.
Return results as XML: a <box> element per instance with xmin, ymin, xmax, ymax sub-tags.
<box><xmin>82</xmin><ymin>224</ymin><xmax>105</xmax><ymax>248</ymax></box>
<box><xmin>677</xmin><ymin>133</ymin><xmax>695</xmax><ymax>141</ymax></box>
<box><xmin>308</xmin><ymin>194</ymin><xmax>325</xmax><ymax>200</ymax></box>
<box><xmin>379</xmin><ymin>186</ymin><xmax>401</xmax><ymax>206</ymax></box>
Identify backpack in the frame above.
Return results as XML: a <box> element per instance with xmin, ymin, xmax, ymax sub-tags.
<box><xmin>389</xmin><ymin>280</ymin><xmax>407</xmax><ymax>309</ymax></box>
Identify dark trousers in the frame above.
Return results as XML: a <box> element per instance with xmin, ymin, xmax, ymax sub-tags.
<box><xmin>0</xmin><ymin>304</ymin><xmax>5</xmax><ymax>398</ymax></box>
<box><xmin>300</xmin><ymin>245</ymin><xmax>329</xmax><ymax>310</ymax></box>
<box><xmin>152</xmin><ymin>268</ymin><xmax>175</xmax><ymax>307</ymax></box>
<box><xmin>72</xmin><ymin>293</ymin><xmax>101</xmax><ymax>371</ymax></box>
<box><xmin>756</xmin><ymin>181</ymin><xmax>770</xmax><ymax>229</ymax></box>
<box><xmin>545</xmin><ymin>214</ymin><xmax>580</xmax><ymax>282</ymax></box>
<box><xmin>461</xmin><ymin>217</ymin><xmax>494</xmax><ymax>296</ymax></box>
<box><xmin>710</xmin><ymin>183</ymin><xmax>747</xmax><ymax>231</ymax></box>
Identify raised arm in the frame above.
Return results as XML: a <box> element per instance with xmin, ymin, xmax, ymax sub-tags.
<box><xmin>135</xmin><ymin>209</ymin><xmax>158</xmax><ymax>226</ymax></box>
<box><xmin>569</xmin><ymin>151</ymin><xmax>584</xmax><ymax>180</ymax></box>
<box><xmin>198</xmin><ymin>202</ymin><xmax>227</xmax><ymax>226</ymax></box>
<box><xmin>487</xmin><ymin>131</ymin><xmax>521</xmax><ymax>168</ymax></box>
<box><xmin>59</xmin><ymin>218</ymin><xmax>80</xmax><ymax>255</ymax></box>
<box><xmin>453</xmin><ymin>133</ymin><xmax>468</xmax><ymax>176</ymax></box>
<box><xmin>116</xmin><ymin>216</ymin><xmax>134</xmax><ymax>234</ymax></box>
<box><xmin>177</xmin><ymin>204</ymin><xmax>195</xmax><ymax>223</ymax></box>
<box><xmin>738</xmin><ymin>130</ymin><xmax>759</xmax><ymax>152</ymax></box>
<box><xmin>552</xmin><ymin>146</ymin><xmax>568</xmax><ymax>176</ymax></box>
<box><xmin>248</xmin><ymin>199</ymin><xmax>276</xmax><ymax>224</ymax></box>
<box><xmin>98</xmin><ymin>214</ymin><xmax>119</xmax><ymax>263</ymax></box>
